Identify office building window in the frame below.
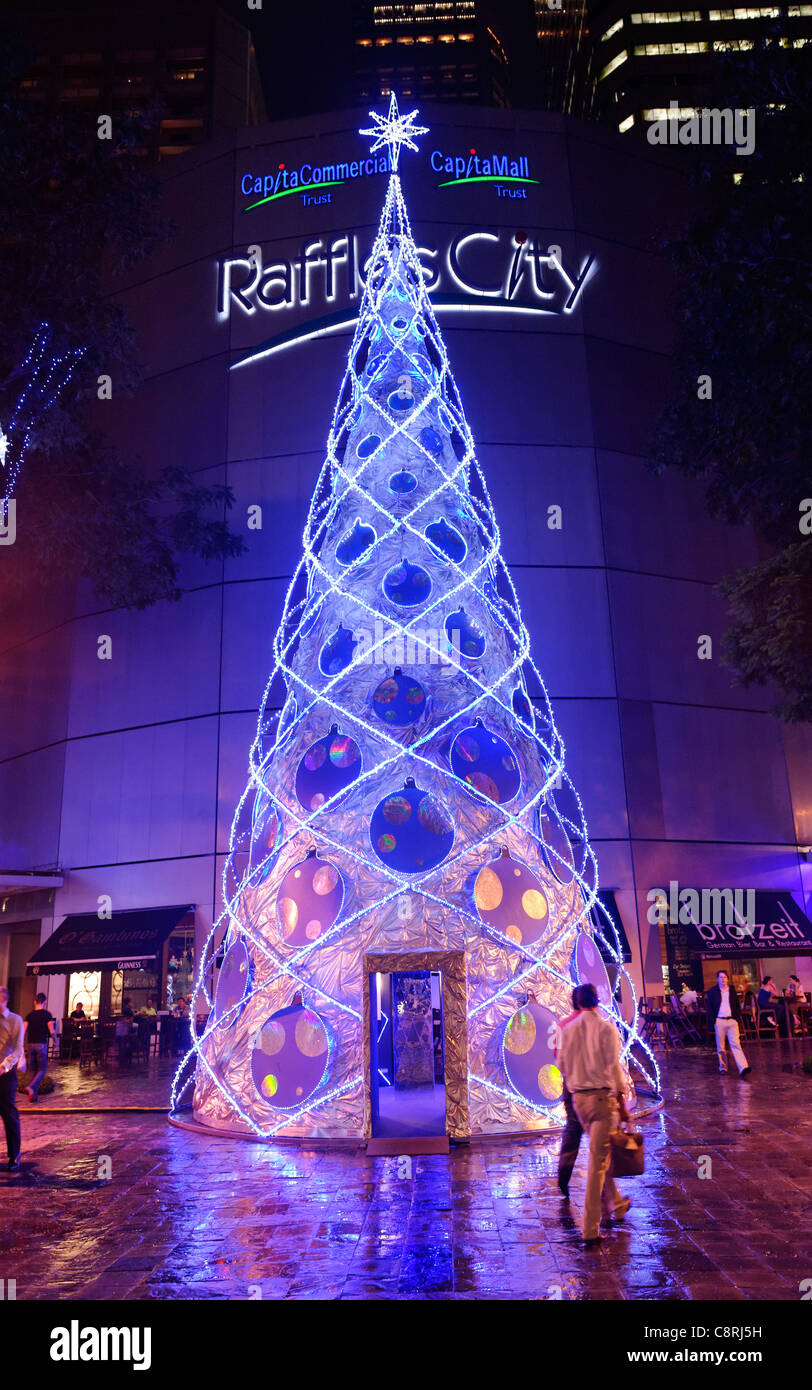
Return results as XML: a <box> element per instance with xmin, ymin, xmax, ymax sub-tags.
<box><xmin>633</xmin><ymin>41</ymin><xmax>709</xmax><ymax>53</ymax></box>
<box><xmin>602</xmin><ymin>19</ymin><xmax>624</xmax><ymax>40</ymax></box>
<box><xmin>599</xmin><ymin>50</ymin><xmax>628</xmax><ymax>79</ymax></box>
<box><xmin>618</xmin><ymin>113</ymin><xmax>635</xmax><ymax>131</ymax></box>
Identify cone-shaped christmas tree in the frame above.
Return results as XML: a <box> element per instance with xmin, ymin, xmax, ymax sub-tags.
<box><xmin>183</xmin><ymin>99</ymin><xmax>656</xmax><ymax>1140</ymax></box>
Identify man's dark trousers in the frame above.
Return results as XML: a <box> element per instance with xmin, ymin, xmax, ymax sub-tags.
<box><xmin>0</xmin><ymin>1067</ymin><xmax>21</xmax><ymax>1162</ymax></box>
<box><xmin>27</xmin><ymin>1042</ymin><xmax>50</xmax><ymax>1098</ymax></box>
<box><xmin>558</xmin><ymin>1081</ymin><xmax>583</xmax><ymax>1190</ymax></box>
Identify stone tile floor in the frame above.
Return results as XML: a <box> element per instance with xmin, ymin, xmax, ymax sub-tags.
<box><xmin>2</xmin><ymin>1040</ymin><xmax>811</xmax><ymax>1301</ymax></box>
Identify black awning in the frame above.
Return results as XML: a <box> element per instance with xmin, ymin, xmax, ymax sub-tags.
<box><xmin>27</xmin><ymin>904</ymin><xmax>194</xmax><ymax>975</ymax></box>
<box><xmin>675</xmin><ymin>891</ymin><xmax>812</xmax><ymax>958</ymax></box>
<box><xmin>592</xmin><ymin>892</ymin><xmax>633</xmax><ymax>964</ymax></box>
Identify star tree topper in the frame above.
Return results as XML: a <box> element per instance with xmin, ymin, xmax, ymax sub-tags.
<box><xmin>359</xmin><ymin>92</ymin><xmax>428</xmax><ymax>171</ymax></box>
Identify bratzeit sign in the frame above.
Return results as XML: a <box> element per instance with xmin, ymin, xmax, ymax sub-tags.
<box><xmin>218</xmin><ymin>123</ymin><xmax>597</xmax><ymax>366</ymax></box>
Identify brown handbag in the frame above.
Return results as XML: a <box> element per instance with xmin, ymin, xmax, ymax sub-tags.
<box><xmin>609</xmin><ymin>1125</ymin><xmax>645</xmax><ymax>1178</ymax></box>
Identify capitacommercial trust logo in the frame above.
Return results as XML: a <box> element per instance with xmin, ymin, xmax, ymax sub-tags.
<box><xmin>241</xmin><ymin>151</ymin><xmax>393</xmax><ymax>211</ymax></box>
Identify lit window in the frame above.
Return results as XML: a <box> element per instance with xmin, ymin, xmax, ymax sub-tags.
<box><xmin>417</xmin><ymin>35</ymin><xmax>434</xmax><ymax>42</ymax></box>
<box><xmin>787</xmin><ymin>3</ymin><xmax>812</xmax><ymax>11</ymax></box>
<box><xmin>643</xmin><ymin>106</ymin><xmax>699</xmax><ymax>119</ymax></box>
<box><xmin>355</xmin><ymin>38</ymin><xmax>373</xmax><ymax>46</ymax></box>
<box><xmin>630</xmin><ymin>10</ymin><xmax>702</xmax><ymax>21</ymax></box>
<box><xmin>634</xmin><ymin>41</ymin><xmax>709</xmax><ymax>53</ymax></box>
<box><xmin>713</xmin><ymin>37</ymin><xmax>754</xmax><ymax>48</ymax></box>
<box><xmin>618</xmin><ymin>113</ymin><xmax>635</xmax><ymax>131</ymax></box>
<box><xmin>599</xmin><ymin>50</ymin><xmax>628</xmax><ymax>79</ymax></box>
<box><xmin>375</xmin><ymin>37</ymin><xmax>392</xmax><ymax>46</ymax></box>
<box><xmin>603</xmin><ymin>18</ymin><xmax>624</xmax><ymax>40</ymax></box>
<box><xmin>458</xmin><ymin>31</ymin><xmax>475</xmax><ymax>41</ymax></box>
<box><xmin>438</xmin><ymin>33</ymin><xmax>455</xmax><ymax>42</ymax></box>
<box><xmin>708</xmin><ymin>7</ymin><xmax>780</xmax><ymax>16</ymax></box>
<box><xmin>397</xmin><ymin>35</ymin><xmax>415</xmax><ymax>43</ymax></box>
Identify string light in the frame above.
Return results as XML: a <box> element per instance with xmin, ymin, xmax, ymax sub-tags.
<box><xmin>178</xmin><ymin>97</ymin><xmax>658</xmax><ymax>1137</ymax></box>
<box><xmin>1</xmin><ymin>323</ymin><xmax>84</xmax><ymax>500</ymax></box>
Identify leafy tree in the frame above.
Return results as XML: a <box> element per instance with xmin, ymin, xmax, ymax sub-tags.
<box><xmin>649</xmin><ymin>35</ymin><xmax>812</xmax><ymax>721</ymax></box>
<box><xmin>0</xmin><ymin>33</ymin><xmax>244</xmax><ymax>611</ymax></box>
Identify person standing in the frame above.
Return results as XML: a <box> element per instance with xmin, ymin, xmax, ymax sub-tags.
<box><xmin>23</xmin><ymin>992</ymin><xmax>56</xmax><ymax>1102</ymax></box>
<box><xmin>553</xmin><ymin>986</ymin><xmax>584</xmax><ymax>1198</ymax></box>
<box><xmin>558</xmin><ymin>982</ymin><xmax>632</xmax><ymax>1244</ymax></box>
<box><xmin>0</xmin><ymin>986</ymin><xmax>24</xmax><ymax>1171</ymax></box>
<box><xmin>707</xmin><ymin>969</ymin><xmax>751</xmax><ymax>1077</ymax></box>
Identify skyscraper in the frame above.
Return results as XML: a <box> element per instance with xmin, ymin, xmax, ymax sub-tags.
<box><xmin>11</xmin><ymin>0</ymin><xmax>266</xmax><ymax>159</ymax></box>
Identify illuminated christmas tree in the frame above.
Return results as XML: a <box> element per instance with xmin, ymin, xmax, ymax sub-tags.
<box><xmin>181</xmin><ymin>98</ymin><xmax>656</xmax><ymax>1140</ymax></box>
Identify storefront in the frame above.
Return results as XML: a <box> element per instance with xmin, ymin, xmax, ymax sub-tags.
<box><xmin>26</xmin><ymin>904</ymin><xmax>195</xmax><ymax>1021</ymax></box>
<box><xmin>661</xmin><ymin>891</ymin><xmax>812</xmax><ymax>1006</ymax></box>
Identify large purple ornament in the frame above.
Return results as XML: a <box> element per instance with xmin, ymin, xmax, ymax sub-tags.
<box><xmin>251</xmin><ymin>1003</ymin><xmax>329</xmax><ymax>1110</ymax></box>
<box><xmin>503</xmin><ymin>1001</ymin><xmax>563</xmax><ymax>1107</ymax></box>
<box><xmin>473</xmin><ymin>848</ymin><xmax>549</xmax><ymax>948</ymax></box>
<box><xmin>370</xmin><ymin>780</ymin><xmax>454</xmax><ymax>873</ymax></box>
<box><xmin>276</xmin><ymin>850</ymin><xmax>344</xmax><ymax>947</ymax></box>
<box><xmin>451</xmin><ymin>722</ymin><xmax>520</xmax><ymax>806</ymax></box>
<box><xmin>213</xmin><ymin>940</ymin><xmax>251</xmax><ymax>1027</ymax></box>
<box><xmin>295</xmin><ymin>728</ymin><xmax>361</xmax><ymax>812</ymax></box>
<box><xmin>573</xmin><ymin>931</ymin><xmax>613</xmax><ymax>1010</ymax></box>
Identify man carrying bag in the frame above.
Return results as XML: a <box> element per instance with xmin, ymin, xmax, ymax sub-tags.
<box><xmin>558</xmin><ymin>982</ymin><xmax>633</xmax><ymax>1244</ymax></box>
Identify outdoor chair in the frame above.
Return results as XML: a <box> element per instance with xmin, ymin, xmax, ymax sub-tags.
<box><xmin>755</xmin><ymin>1007</ymin><xmax>779</xmax><ymax>1040</ymax></box>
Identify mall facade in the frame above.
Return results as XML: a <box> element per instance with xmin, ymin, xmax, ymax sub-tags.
<box><xmin>2</xmin><ymin>102</ymin><xmax>811</xmax><ymax>1024</ymax></box>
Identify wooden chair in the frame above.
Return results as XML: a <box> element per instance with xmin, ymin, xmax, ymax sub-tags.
<box><xmin>739</xmin><ymin>1004</ymin><xmax>756</xmax><ymax>1040</ymax></box>
<box><xmin>755</xmin><ymin>1006</ymin><xmax>779</xmax><ymax>1040</ymax></box>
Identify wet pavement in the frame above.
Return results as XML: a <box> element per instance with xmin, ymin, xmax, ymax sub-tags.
<box><xmin>2</xmin><ymin>1040</ymin><xmax>811</xmax><ymax>1300</ymax></box>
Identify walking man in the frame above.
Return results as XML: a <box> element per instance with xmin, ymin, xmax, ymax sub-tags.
<box><xmin>707</xmin><ymin>969</ymin><xmax>751</xmax><ymax>1077</ymax></box>
<box><xmin>0</xmin><ymin>985</ymin><xmax>24</xmax><ymax>1171</ymax></box>
<box><xmin>558</xmin><ymin>982</ymin><xmax>632</xmax><ymax>1244</ymax></box>
<box><xmin>23</xmin><ymin>992</ymin><xmax>56</xmax><ymax>1102</ymax></box>
<box><xmin>554</xmin><ymin>986</ymin><xmax>584</xmax><ymax>1198</ymax></box>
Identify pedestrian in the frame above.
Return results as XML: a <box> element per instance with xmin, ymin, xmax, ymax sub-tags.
<box><xmin>707</xmin><ymin>969</ymin><xmax>751</xmax><ymax>1077</ymax></box>
<box><xmin>679</xmin><ymin>981</ymin><xmax>698</xmax><ymax>1008</ymax></box>
<box><xmin>553</xmin><ymin>985</ymin><xmax>584</xmax><ymax>1198</ymax></box>
<box><xmin>0</xmin><ymin>985</ymin><xmax>24</xmax><ymax>1172</ymax></box>
<box><xmin>557</xmin><ymin>981</ymin><xmax>632</xmax><ymax>1245</ymax></box>
<box><xmin>23</xmin><ymin>992</ymin><xmax>56</xmax><ymax>1102</ymax></box>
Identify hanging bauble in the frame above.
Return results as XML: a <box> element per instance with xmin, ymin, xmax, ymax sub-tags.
<box><xmin>372</xmin><ymin>668</ymin><xmax>427</xmax><ymax>726</ymax></box>
<box><xmin>295</xmin><ymin>727</ymin><xmax>361</xmax><ymax>811</ymax></box>
<box><xmin>451</xmin><ymin>721</ymin><xmax>521</xmax><ymax>805</ymax></box>
<box><xmin>213</xmin><ymin>940</ymin><xmax>251</xmax><ymax>1028</ymax></box>
<box><xmin>370</xmin><ymin>779</ymin><xmax>454</xmax><ymax>873</ymax></box>
<box><xmin>445</xmin><ymin>607</ymin><xmax>486</xmax><ymax>659</ymax></box>
<box><xmin>572</xmin><ymin>931</ymin><xmax>613</xmax><ymax>1010</ymax></box>
<box><xmin>503</xmin><ymin>1001</ymin><xmax>563</xmax><ymax>1106</ymax></box>
<box><xmin>425</xmin><ymin>517</ymin><xmax>466</xmax><ymax>564</ymax></box>
<box><xmin>474</xmin><ymin>848</ymin><xmax>549</xmax><ymax>948</ymax></box>
<box><xmin>318</xmin><ymin>624</ymin><xmax>357</xmax><ymax>676</ymax></box>
<box><xmin>336</xmin><ymin>518</ymin><xmax>376</xmax><ymax>566</ymax></box>
<box><xmin>538</xmin><ymin>799</ymin><xmax>576</xmax><ymax>885</ymax></box>
<box><xmin>251</xmin><ymin>1003</ymin><xmax>329</xmax><ymax>1109</ymax></box>
<box><xmin>383</xmin><ymin>560</ymin><xmax>432</xmax><ymax>608</ymax></box>
<box><xmin>389</xmin><ymin>469</ymin><xmax>417</xmax><ymax>494</ymax></box>
<box><xmin>276</xmin><ymin>850</ymin><xmax>344</xmax><ymax>947</ymax></box>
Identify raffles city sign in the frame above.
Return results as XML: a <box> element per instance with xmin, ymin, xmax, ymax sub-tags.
<box><xmin>216</xmin><ymin>228</ymin><xmax>596</xmax><ymax>365</ymax></box>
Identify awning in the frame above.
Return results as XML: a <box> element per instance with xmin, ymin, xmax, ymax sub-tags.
<box><xmin>592</xmin><ymin>892</ymin><xmax>633</xmax><ymax>964</ymax></box>
<box><xmin>675</xmin><ymin>891</ymin><xmax>812</xmax><ymax>959</ymax></box>
<box><xmin>26</xmin><ymin>904</ymin><xmax>194</xmax><ymax>976</ymax></box>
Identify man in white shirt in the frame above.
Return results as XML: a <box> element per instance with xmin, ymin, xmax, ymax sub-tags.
<box><xmin>558</xmin><ymin>982</ymin><xmax>632</xmax><ymax>1243</ymax></box>
<box><xmin>706</xmin><ymin>970</ymin><xmax>750</xmax><ymax>1077</ymax></box>
<box><xmin>0</xmin><ymin>985</ymin><xmax>24</xmax><ymax>1171</ymax></box>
